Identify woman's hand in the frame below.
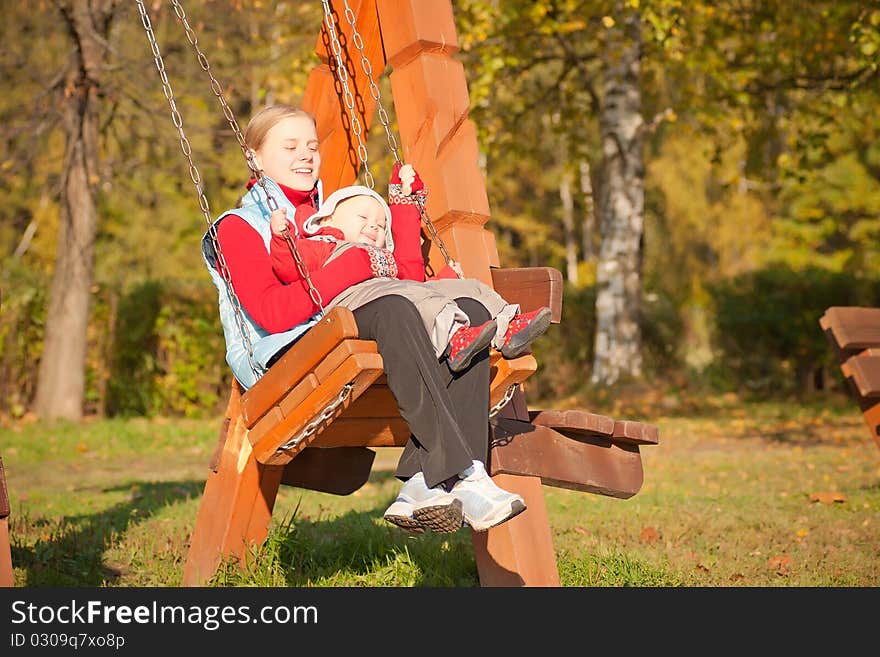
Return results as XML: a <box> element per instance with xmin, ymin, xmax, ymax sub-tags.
<box><xmin>269</xmin><ymin>207</ymin><xmax>289</xmax><ymax>236</ymax></box>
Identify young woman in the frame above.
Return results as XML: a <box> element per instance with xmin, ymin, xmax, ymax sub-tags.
<box><xmin>202</xmin><ymin>104</ymin><xmax>526</xmax><ymax>533</ymax></box>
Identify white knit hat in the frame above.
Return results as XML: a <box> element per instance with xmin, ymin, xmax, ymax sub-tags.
<box><xmin>302</xmin><ymin>185</ymin><xmax>394</xmax><ymax>251</ymax></box>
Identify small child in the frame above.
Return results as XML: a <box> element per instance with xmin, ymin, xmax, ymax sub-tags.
<box><xmin>269</xmin><ymin>164</ymin><xmax>551</xmax><ymax>372</ymax></box>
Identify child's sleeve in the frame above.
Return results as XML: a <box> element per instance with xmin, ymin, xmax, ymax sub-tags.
<box><xmin>388</xmin><ymin>163</ymin><xmax>428</xmax><ymax>282</ymax></box>
<box><xmin>270</xmin><ymin>232</ymin><xmax>301</xmax><ymax>284</ymax></box>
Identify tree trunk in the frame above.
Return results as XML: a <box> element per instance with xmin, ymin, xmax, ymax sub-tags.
<box><xmin>579</xmin><ymin>159</ymin><xmax>596</xmax><ymax>262</ymax></box>
<box><xmin>559</xmin><ymin>168</ymin><xmax>579</xmax><ymax>284</ymax></box>
<box><xmin>34</xmin><ymin>0</ymin><xmax>117</xmax><ymax>420</ymax></box>
<box><xmin>592</xmin><ymin>4</ymin><xmax>644</xmax><ymax>386</ymax></box>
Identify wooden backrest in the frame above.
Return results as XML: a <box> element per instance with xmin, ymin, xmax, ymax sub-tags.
<box><xmin>841</xmin><ymin>349</ymin><xmax>880</xmax><ymax>399</ymax></box>
<box><xmin>820</xmin><ymin>306</ymin><xmax>880</xmax><ymax>358</ymax></box>
<box><xmin>820</xmin><ymin>306</ymin><xmax>880</xmax><ymax>451</ymax></box>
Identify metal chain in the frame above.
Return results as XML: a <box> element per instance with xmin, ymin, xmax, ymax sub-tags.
<box><xmin>277</xmin><ymin>383</ymin><xmax>355</xmax><ymax>453</ymax></box>
<box><xmin>320</xmin><ymin>0</ymin><xmax>374</xmax><ymax>189</ymax></box>
<box><xmin>167</xmin><ymin>0</ymin><xmax>325</xmax><ymax>313</ymax></box>
<box><xmin>134</xmin><ymin>0</ymin><xmax>261</xmax><ymax>380</ymax></box>
<box><xmin>488</xmin><ymin>383</ymin><xmax>518</xmax><ymax>419</ymax></box>
<box><xmin>340</xmin><ymin>2</ymin><xmax>400</xmax><ymax>164</ymax></box>
<box><xmin>337</xmin><ymin>0</ymin><xmax>460</xmax><ymax>276</ymax></box>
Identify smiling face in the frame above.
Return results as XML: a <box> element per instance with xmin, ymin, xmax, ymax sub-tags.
<box><xmin>323</xmin><ymin>195</ymin><xmax>387</xmax><ymax>247</ymax></box>
<box><xmin>253</xmin><ymin>115</ymin><xmax>321</xmax><ymax>192</ymax></box>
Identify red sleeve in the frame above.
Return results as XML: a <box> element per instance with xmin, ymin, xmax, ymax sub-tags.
<box><xmin>270</xmin><ymin>234</ymin><xmax>332</xmax><ymax>284</ymax></box>
<box><xmin>429</xmin><ymin>264</ymin><xmax>460</xmax><ymax>280</ymax></box>
<box><xmin>390</xmin><ymin>203</ymin><xmax>426</xmax><ymax>281</ymax></box>
<box><xmin>216</xmin><ymin>215</ymin><xmax>374</xmax><ymax>333</ymax></box>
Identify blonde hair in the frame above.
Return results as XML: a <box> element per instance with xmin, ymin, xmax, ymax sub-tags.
<box><xmin>244</xmin><ymin>105</ymin><xmax>317</xmax><ymax>151</ymax></box>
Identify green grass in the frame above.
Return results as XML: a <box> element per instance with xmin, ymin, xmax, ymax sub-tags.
<box><xmin>2</xmin><ymin>394</ymin><xmax>878</xmax><ymax>587</ymax></box>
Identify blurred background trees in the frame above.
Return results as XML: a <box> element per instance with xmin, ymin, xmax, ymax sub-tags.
<box><xmin>1</xmin><ymin>0</ymin><xmax>878</xmax><ymax>419</ymax></box>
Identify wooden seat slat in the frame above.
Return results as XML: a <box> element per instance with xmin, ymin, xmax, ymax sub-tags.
<box><xmin>252</xmin><ymin>351</ymin><xmax>385</xmax><ymax>466</ymax></box>
<box><xmin>820</xmin><ymin>306</ymin><xmax>880</xmax><ymax>356</ymax></box>
<box><xmin>529</xmin><ymin>409</ymin><xmax>615</xmax><ymax>438</ymax></box>
<box><xmin>528</xmin><ymin>409</ymin><xmax>658</xmax><ymax>447</ymax></box>
<box><xmin>841</xmin><ymin>351</ymin><xmax>880</xmax><ymax>399</ymax></box>
<box><xmin>247</xmin><ymin>373</ymin><xmax>318</xmax><ymax>445</ymax></box>
<box><xmin>240</xmin><ymin>307</ymin><xmax>360</xmax><ymax>427</ymax></box>
<box><xmin>489</xmin><ymin>353</ymin><xmax>538</xmax><ymax>408</ymax></box>
<box><xmin>313</xmin><ymin>339</ymin><xmax>378</xmax><ymax>381</ymax></box>
<box><xmin>328</xmin><ymin>385</ymin><xmax>401</xmax><ymax>418</ymax></box>
<box><xmin>312</xmin><ymin>418</ymin><xmax>413</xmax><ymax>448</ymax></box>
<box><xmin>612</xmin><ymin>419</ymin><xmax>661</xmax><ymax>445</ymax></box>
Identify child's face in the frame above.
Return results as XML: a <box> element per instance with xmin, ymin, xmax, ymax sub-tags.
<box><xmin>255</xmin><ymin>115</ymin><xmax>320</xmax><ymax>192</ymax></box>
<box><xmin>325</xmin><ymin>196</ymin><xmax>387</xmax><ymax>247</ymax></box>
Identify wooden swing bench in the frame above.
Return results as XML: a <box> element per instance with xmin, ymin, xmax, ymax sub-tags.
<box><xmin>174</xmin><ymin>0</ymin><xmax>660</xmax><ymax>587</ymax></box>
<box><xmin>820</xmin><ymin>306</ymin><xmax>880</xmax><ymax>451</ymax></box>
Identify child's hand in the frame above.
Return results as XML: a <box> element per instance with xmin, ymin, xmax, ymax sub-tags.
<box><xmin>399</xmin><ymin>164</ymin><xmax>416</xmax><ymax>196</ymax></box>
<box><xmin>269</xmin><ymin>207</ymin><xmax>289</xmax><ymax>236</ymax></box>
<box><xmin>449</xmin><ymin>260</ymin><xmax>464</xmax><ymax>277</ymax></box>
<box><xmin>390</xmin><ymin>162</ymin><xmax>426</xmax><ymax>199</ymax></box>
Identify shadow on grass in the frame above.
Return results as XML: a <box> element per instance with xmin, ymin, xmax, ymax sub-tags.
<box><xmin>13</xmin><ymin>471</ymin><xmax>480</xmax><ymax>587</ymax></box>
<box><xmin>215</xmin><ymin>470</ymin><xmax>481</xmax><ymax>588</ymax></box>
<box><xmin>11</xmin><ymin>479</ymin><xmax>203</xmax><ymax>586</ymax></box>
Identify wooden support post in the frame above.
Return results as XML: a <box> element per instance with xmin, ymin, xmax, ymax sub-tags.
<box><xmin>471</xmin><ymin>390</ymin><xmax>561</xmax><ymax>586</ymax></box>
<box><xmin>0</xmin><ymin>520</ymin><xmax>12</xmax><ymax>587</ymax></box>
<box><xmin>0</xmin><ymin>456</ymin><xmax>12</xmax><ymax>587</ymax></box>
<box><xmin>183</xmin><ymin>386</ymin><xmax>284</xmax><ymax>586</ymax></box>
<box><xmin>376</xmin><ymin>0</ymin><xmax>498</xmax><ymax>284</ymax></box>
<box><xmin>305</xmin><ymin>0</ymin><xmax>386</xmax><ymax>195</ymax></box>
<box><xmin>471</xmin><ymin>472</ymin><xmax>560</xmax><ymax>587</ymax></box>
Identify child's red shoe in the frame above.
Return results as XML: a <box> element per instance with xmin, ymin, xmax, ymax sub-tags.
<box><xmin>447</xmin><ymin>319</ymin><xmax>497</xmax><ymax>372</ymax></box>
<box><xmin>499</xmin><ymin>307</ymin><xmax>552</xmax><ymax>359</ymax></box>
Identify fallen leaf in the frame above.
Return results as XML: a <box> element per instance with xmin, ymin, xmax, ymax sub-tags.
<box><xmin>768</xmin><ymin>554</ymin><xmax>792</xmax><ymax>573</ymax></box>
<box><xmin>696</xmin><ymin>563</ymin><xmax>710</xmax><ymax>573</ymax></box>
<box><xmin>573</xmin><ymin>526</ymin><xmax>589</xmax><ymax>535</ymax></box>
<box><xmin>729</xmin><ymin>573</ymin><xmax>745</xmax><ymax>582</ymax></box>
<box><xmin>809</xmin><ymin>491</ymin><xmax>847</xmax><ymax>505</ymax></box>
<box><xmin>639</xmin><ymin>526</ymin><xmax>660</xmax><ymax>544</ymax></box>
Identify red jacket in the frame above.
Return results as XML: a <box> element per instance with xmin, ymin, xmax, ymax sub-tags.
<box><xmin>269</xmin><ymin>173</ymin><xmax>427</xmax><ymax>286</ymax></box>
<box><xmin>269</xmin><ymin>164</ymin><xmax>456</xmax><ymax>290</ymax></box>
<box><xmin>215</xmin><ymin>181</ymin><xmax>380</xmax><ymax>333</ymax></box>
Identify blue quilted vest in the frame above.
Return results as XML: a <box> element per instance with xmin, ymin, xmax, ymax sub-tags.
<box><xmin>201</xmin><ymin>177</ymin><xmax>323</xmax><ymax>390</ymax></box>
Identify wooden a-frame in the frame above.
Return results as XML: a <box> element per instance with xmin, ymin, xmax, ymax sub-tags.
<box><xmin>183</xmin><ymin>0</ymin><xmax>659</xmax><ymax>587</ymax></box>
<box><xmin>0</xmin><ymin>456</ymin><xmax>13</xmax><ymax>587</ymax></box>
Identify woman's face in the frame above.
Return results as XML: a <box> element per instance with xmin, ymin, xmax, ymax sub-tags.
<box><xmin>255</xmin><ymin>115</ymin><xmax>321</xmax><ymax>191</ymax></box>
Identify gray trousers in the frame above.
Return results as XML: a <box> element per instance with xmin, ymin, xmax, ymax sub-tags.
<box><xmin>353</xmin><ymin>294</ymin><xmax>491</xmax><ymax>489</ymax></box>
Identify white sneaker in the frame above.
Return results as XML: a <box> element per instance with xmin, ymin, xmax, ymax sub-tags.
<box><xmin>450</xmin><ymin>460</ymin><xmax>526</xmax><ymax>532</ymax></box>
<box><xmin>383</xmin><ymin>472</ymin><xmax>463</xmax><ymax>533</ymax></box>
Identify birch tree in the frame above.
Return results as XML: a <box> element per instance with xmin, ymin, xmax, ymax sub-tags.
<box><xmin>591</xmin><ymin>4</ymin><xmax>645</xmax><ymax>385</ymax></box>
